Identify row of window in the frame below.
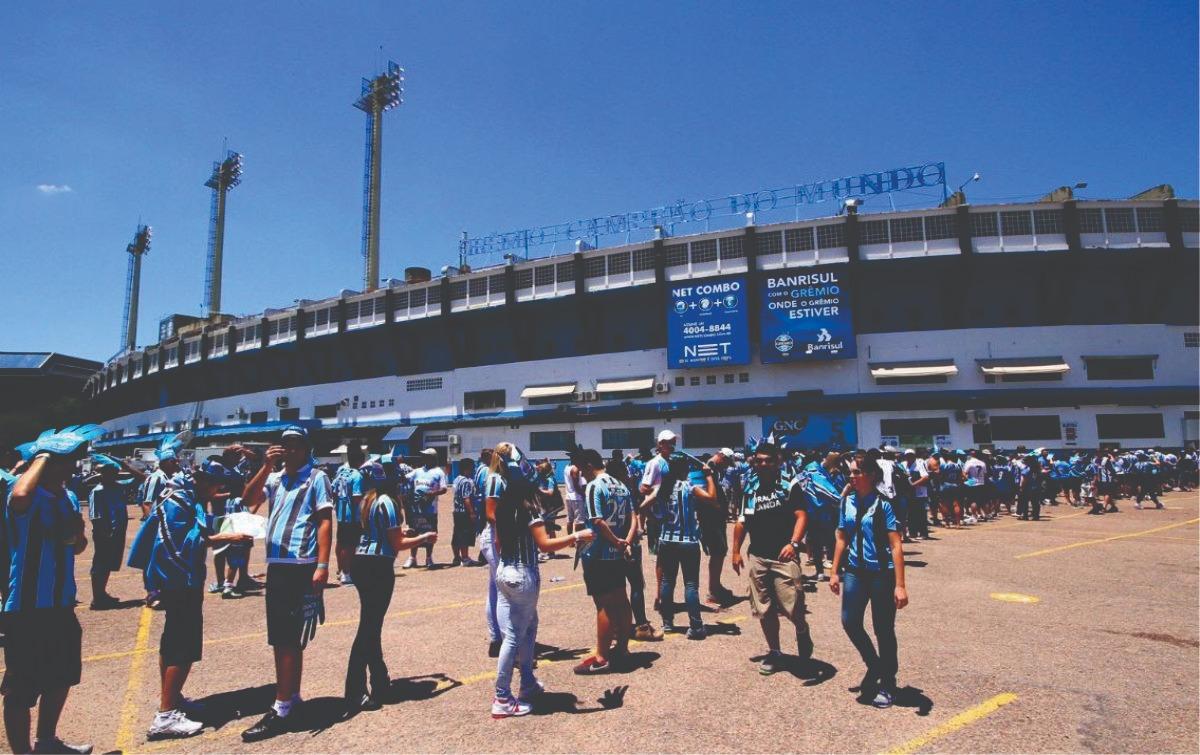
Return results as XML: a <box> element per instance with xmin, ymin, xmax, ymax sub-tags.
<box><xmin>674</xmin><ymin>372</ymin><xmax>751</xmax><ymax>387</ymax></box>
<box><xmin>881</xmin><ymin>412</ymin><xmax>1167</xmax><ymax>444</ymax></box>
<box><xmin>529</xmin><ymin>422</ymin><xmax>744</xmax><ymax>453</ymax></box>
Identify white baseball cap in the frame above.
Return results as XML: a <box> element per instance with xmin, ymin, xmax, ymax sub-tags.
<box><xmin>719</xmin><ymin>447</ymin><xmax>735</xmax><ymax>457</ymax></box>
<box><xmin>656</xmin><ymin>430</ymin><xmax>677</xmax><ymax>443</ymax></box>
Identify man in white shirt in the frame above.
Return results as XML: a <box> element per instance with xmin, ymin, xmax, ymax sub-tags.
<box><xmin>563</xmin><ymin>449</ymin><xmax>587</xmax><ymax>533</ymax></box>
<box><xmin>962</xmin><ymin>449</ymin><xmax>989</xmax><ymax>524</ymax></box>
<box><xmin>405</xmin><ymin>449</ymin><xmax>448</xmax><ymax>568</ymax></box>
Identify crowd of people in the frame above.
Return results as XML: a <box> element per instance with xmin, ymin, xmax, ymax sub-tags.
<box><xmin>0</xmin><ymin>422</ymin><xmax>1195</xmax><ymax>752</ymax></box>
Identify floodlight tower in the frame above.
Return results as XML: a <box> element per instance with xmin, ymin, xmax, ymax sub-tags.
<box><xmin>354</xmin><ymin>61</ymin><xmax>403</xmax><ymax>292</ymax></box>
<box><xmin>119</xmin><ymin>224</ymin><xmax>152</xmax><ymax>353</ymax></box>
<box><xmin>203</xmin><ymin>150</ymin><xmax>243</xmax><ymax>317</ymax></box>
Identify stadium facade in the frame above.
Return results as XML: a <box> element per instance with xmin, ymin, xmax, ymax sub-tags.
<box><xmin>88</xmin><ymin>197</ymin><xmax>1200</xmax><ymax>460</ymax></box>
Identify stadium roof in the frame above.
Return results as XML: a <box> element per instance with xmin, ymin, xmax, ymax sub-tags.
<box><xmin>0</xmin><ymin>351</ymin><xmax>102</xmax><ymax>378</ymax></box>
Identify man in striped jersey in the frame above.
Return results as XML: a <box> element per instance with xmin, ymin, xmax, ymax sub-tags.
<box><xmin>331</xmin><ymin>445</ymin><xmax>366</xmax><ymax>586</ymax></box>
<box><xmin>5</xmin><ymin>428</ymin><xmax>101</xmax><ymax>755</ymax></box>
<box><xmin>142</xmin><ymin>447</ymin><xmax>181</xmax><ymax>523</ymax></box>
<box><xmin>239</xmin><ymin>426</ymin><xmax>334</xmax><ymax>743</ymax></box>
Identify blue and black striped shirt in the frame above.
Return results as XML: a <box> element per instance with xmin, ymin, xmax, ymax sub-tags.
<box><xmin>356</xmin><ymin>494</ymin><xmax>402</xmax><ymax>558</ymax></box>
<box><xmin>5</xmin><ymin>486</ymin><xmax>80</xmax><ymax>611</ymax></box>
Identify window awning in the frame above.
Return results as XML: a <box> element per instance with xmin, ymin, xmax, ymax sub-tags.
<box><xmin>520</xmin><ymin>382</ymin><xmax>577</xmax><ymax>400</ymax></box>
<box><xmin>977</xmin><ymin>357</ymin><xmax>1070</xmax><ymax>376</ymax></box>
<box><xmin>869</xmin><ymin>359</ymin><xmax>958</xmax><ymax>379</ymax></box>
<box><xmin>1081</xmin><ymin>354</ymin><xmax>1157</xmax><ymax>361</ymax></box>
<box><xmin>595</xmin><ymin>376</ymin><xmax>655</xmax><ymax>394</ymax></box>
<box><xmin>382</xmin><ymin>425</ymin><xmax>419</xmax><ymax>443</ymax></box>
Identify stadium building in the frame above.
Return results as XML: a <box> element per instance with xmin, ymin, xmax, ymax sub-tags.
<box><xmin>87</xmin><ymin>193</ymin><xmax>1200</xmax><ymax>461</ymax></box>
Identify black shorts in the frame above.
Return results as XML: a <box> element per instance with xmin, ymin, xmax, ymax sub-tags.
<box><xmin>583</xmin><ymin>559</ymin><xmax>627</xmax><ymax>598</ymax></box>
<box><xmin>91</xmin><ymin>525</ymin><xmax>127</xmax><ymax>574</ymax></box>
<box><xmin>1</xmin><ymin>609</ymin><xmax>82</xmax><ymax>707</ymax></box>
<box><xmin>160</xmin><ymin>588</ymin><xmax>204</xmax><ymax>666</ymax></box>
<box><xmin>265</xmin><ymin>563</ymin><xmax>317</xmax><ymax>648</ymax></box>
<box><xmin>452</xmin><ymin>512</ymin><xmax>475</xmax><ymax>549</ymax></box>
<box><xmin>1097</xmin><ymin>480</ymin><xmax>1117</xmax><ymax>495</ymax></box>
<box><xmin>698</xmin><ymin>511</ymin><xmax>728</xmax><ymax>555</ymax></box>
<box><xmin>337</xmin><ymin>521</ymin><xmax>362</xmax><ymax>551</ymax></box>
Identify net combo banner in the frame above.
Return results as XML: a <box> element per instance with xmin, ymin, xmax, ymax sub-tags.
<box><xmin>666</xmin><ymin>275</ymin><xmax>751</xmax><ymax>369</ymax></box>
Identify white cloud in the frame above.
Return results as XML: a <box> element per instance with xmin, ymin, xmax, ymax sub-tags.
<box><xmin>36</xmin><ymin>184</ymin><xmax>73</xmax><ymax>195</ymax></box>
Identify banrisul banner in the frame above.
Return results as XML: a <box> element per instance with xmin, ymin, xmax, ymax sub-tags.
<box><xmin>667</xmin><ymin>275</ymin><xmax>750</xmax><ymax>368</ymax></box>
<box><xmin>762</xmin><ymin>412</ymin><xmax>857</xmax><ymax>450</ymax></box>
<box><xmin>760</xmin><ymin>266</ymin><xmax>855</xmax><ymax>362</ymax></box>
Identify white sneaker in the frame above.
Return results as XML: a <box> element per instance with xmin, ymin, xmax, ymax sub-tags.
<box><xmin>817</xmin><ymin>573</ymin><xmax>830</xmax><ymax>582</ymax></box>
<box><xmin>821</xmin><ymin>559</ymin><xmax>833</xmax><ymax>569</ymax></box>
<box><xmin>402</xmin><ymin>557</ymin><xmax>416</xmax><ymax>569</ymax></box>
<box><xmin>147</xmin><ymin>709</ymin><xmax>203</xmax><ymax>740</ymax></box>
<box><xmin>491</xmin><ymin>697</ymin><xmax>532</xmax><ymax>719</ymax></box>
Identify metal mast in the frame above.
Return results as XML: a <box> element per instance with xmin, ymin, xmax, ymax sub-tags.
<box><xmin>120</xmin><ymin>224</ymin><xmax>152</xmax><ymax>353</ymax></box>
<box><xmin>203</xmin><ymin>150</ymin><xmax>243</xmax><ymax>316</ymax></box>
<box><xmin>353</xmin><ymin>61</ymin><xmax>403</xmax><ymax>292</ymax></box>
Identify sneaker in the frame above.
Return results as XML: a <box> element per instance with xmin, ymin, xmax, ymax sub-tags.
<box><xmin>796</xmin><ymin>632</ymin><xmax>814</xmax><ymax>661</ymax></box>
<box><xmin>872</xmin><ymin>687</ymin><xmax>895</xmax><ymax>708</ymax></box>
<box><xmin>147</xmin><ymin>709</ymin><xmax>203</xmax><ymax>740</ymax></box>
<box><xmin>241</xmin><ymin>710</ymin><xmax>292</xmax><ymax>743</ymax></box>
<box><xmin>463</xmin><ymin>558</ymin><xmax>480</xmax><ymax>567</ymax></box>
<box><xmin>491</xmin><ymin>697</ymin><xmax>532</xmax><ymax>719</ymax></box>
<box><xmin>572</xmin><ymin>656</ymin><xmax>611</xmax><ymax>675</ymax></box>
<box><xmin>207</xmin><ymin>582</ymin><xmax>223</xmax><ymax>594</ymax></box>
<box><xmin>1155</xmin><ymin>503</ymin><xmax>1164</xmax><ymax>510</ymax></box>
<box><xmin>517</xmin><ymin>677</ymin><xmax>545</xmax><ymax>703</ymax></box>
<box><xmin>402</xmin><ymin>557</ymin><xmax>416</xmax><ymax>569</ymax></box>
<box><xmin>536</xmin><ymin>553</ymin><xmax>549</xmax><ymax>563</ymax></box>
<box><xmin>339</xmin><ymin>572</ymin><xmax>354</xmax><ymax>586</ymax></box>
<box><xmin>821</xmin><ymin>559</ymin><xmax>833</xmax><ymax>569</ymax></box>
<box><xmin>686</xmin><ymin>626</ymin><xmax>706</xmax><ymax>641</ymax></box>
<box><xmin>32</xmin><ymin>738</ymin><xmax>93</xmax><ymax>754</ymax></box>
<box><xmin>817</xmin><ymin>573</ymin><xmax>830</xmax><ymax>582</ymax></box>
<box><xmin>222</xmin><ymin>587</ymin><xmax>243</xmax><ymax>599</ymax></box>
<box><xmin>488</xmin><ymin>639</ymin><xmax>502</xmax><ymax>658</ymax></box>
<box><xmin>451</xmin><ymin>557</ymin><xmax>462</xmax><ymax>567</ymax></box>
<box><xmin>633</xmin><ymin>623</ymin><xmax>664</xmax><ymax>642</ymax></box>
<box><xmin>1134</xmin><ymin>502</ymin><xmax>1143</xmax><ymax>510</ymax></box>
<box><xmin>759</xmin><ymin>650</ymin><xmax>784</xmax><ymax>675</ymax></box>
<box><xmin>662</xmin><ymin>623</ymin><xmax>683</xmax><ymax>634</ymax></box>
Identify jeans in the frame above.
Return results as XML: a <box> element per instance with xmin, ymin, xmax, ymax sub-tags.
<box><xmin>625</xmin><ymin>542</ymin><xmax>648</xmax><ymax>626</ymax></box>
<box><xmin>841</xmin><ymin>569</ymin><xmax>898</xmax><ymax>691</ymax></box>
<box><xmin>479</xmin><ymin>524</ymin><xmax>501</xmax><ymax>643</ymax></box>
<box><xmin>657</xmin><ymin>541</ymin><xmax>702</xmax><ymax>630</ymax></box>
<box><xmin>908</xmin><ymin>497</ymin><xmax>929</xmax><ymax>538</ymax></box>
<box><xmin>494</xmin><ymin>562</ymin><xmax>540</xmax><ymax>701</ymax></box>
<box><xmin>345</xmin><ymin>556</ymin><xmax>395</xmax><ymax>699</ymax></box>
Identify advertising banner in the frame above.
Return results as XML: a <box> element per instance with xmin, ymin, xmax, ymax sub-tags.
<box><xmin>761</xmin><ymin>412</ymin><xmax>857</xmax><ymax>450</ymax></box>
<box><xmin>666</xmin><ymin>275</ymin><xmax>750</xmax><ymax>368</ymax></box>
<box><xmin>759</xmin><ymin>266</ymin><xmax>855</xmax><ymax>363</ymax></box>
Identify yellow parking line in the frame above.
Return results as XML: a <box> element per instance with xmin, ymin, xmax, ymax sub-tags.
<box><xmin>1016</xmin><ymin>518</ymin><xmax>1200</xmax><ymax>559</ymax></box>
<box><xmin>882</xmin><ymin>692</ymin><xmax>1017</xmax><ymax>754</ymax></box>
<box><xmin>114</xmin><ymin>607</ymin><xmax>155</xmax><ymax>753</ymax></box>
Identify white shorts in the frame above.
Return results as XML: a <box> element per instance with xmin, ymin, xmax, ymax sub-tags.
<box><xmin>564</xmin><ymin>497</ymin><xmax>584</xmax><ymax>528</ymax></box>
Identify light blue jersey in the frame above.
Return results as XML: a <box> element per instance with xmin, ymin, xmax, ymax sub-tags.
<box><xmin>658</xmin><ymin>475</ymin><xmax>704</xmax><ymax>545</ymax></box>
<box><xmin>356</xmin><ymin>494</ymin><xmax>402</xmax><ymax>558</ymax></box>
<box><xmin>263</xmin><ymin>464</ymin><xmax>334</xmax><ymax>564</ymax></box>
<box><xmin>88</xmin><ymin>481</ymin><xmax>132</xmax><ymax>530</ymax></box>
<box><xmin>838</xmin><ymin>492</ymin><xmax>898</xmax><ymax>572</ymax></box>
<box><xmin>5</xmin><ymin>486</ymin><xmax>80</xmax><ymax>611</ymax></box>
<box><xmin>583</xmin><ymin>473</ymin><xmax>633</xmax><ymax>561</ymax></box>
<box><xmin>331</xmin><ymin>464</ymin><xmax>365</xmax><ymax>524</ymax></box>
<box><xmin>452</xmin><ymin>475</ymin><xmax>475</xmax><ymax>515</ymax></box>
<box><xmin>128</xmin><ymin>486</ymin><xmax>210</xmax><ymax>592</ymax></box>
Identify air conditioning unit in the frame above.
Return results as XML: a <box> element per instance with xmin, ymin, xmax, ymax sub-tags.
<box><xmin>954</xmin><ymin>409</ymin><xmax>969</xmax><ymax>423</ymax></box>
<box><xmin>575</xmin><ymin>390</ymin><xmax>597</xmax><ymax>402</ymax></box>
<box><xmin>448</xmin><ymin>434</ymin><xmax>462</xmax><ymax>453</ymax></box>
<box><xmin>275</xmin><ymin>396</ymin><xmax>290</xmax><ymax>408</ymax></box>
<box><xmin>974</xmin><ymin>410</ymin><xmax>990</xmax><ymax>423</ymax></box>
<box><xmin>654</xmin><ymin>382</ymin><xmax>671</xmax><ymax>394</ymax></box>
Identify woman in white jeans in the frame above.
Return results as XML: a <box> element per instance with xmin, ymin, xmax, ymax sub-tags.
<box><xmin>485</xmin><ymin>443</ymin><xmax>592</xmax><ymax>718</ymax></box>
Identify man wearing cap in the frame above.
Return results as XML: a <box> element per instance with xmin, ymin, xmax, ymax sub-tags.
<box><xmin>404</xmin><ymin>449</ymin><xmax>448</xmax><ymax>568</ymax></box>
<box><xmin>239</xmin><ymin>425</ymin><xmax>334</xmax><ymax>742</ymax></box>
<box><xmin>331</xmin><ymin>445</ymin><xmax>367</xmax><ymax>586</ymax></box>
<box><xmin>5</xmin><ymin>425</ymin><xmax>105</xmax><ymax>755</ymax></box>
<box><xmin>143</xmin><ymin>447</ymin><xmax>181</xmax><ymax>522</ymax></box>
<box><xmin>639</xmin><ymin>430</ymin><xmax>677</xmax><ymax>610</ymax></box>
<box><xmin>127</xmin><ymin>458</ymin><xmax>253</xmax><ymax>740</ymax></box>
<box><xmin>86</xmin><ymin>454</ymin><xmax>146</xmax><ymax>609</ymax></box>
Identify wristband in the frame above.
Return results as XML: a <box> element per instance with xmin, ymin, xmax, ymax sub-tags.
<box><xmin>316</xmin><ymin>562</ymin><xmax>329</xmax><ymax>570</ymax></box>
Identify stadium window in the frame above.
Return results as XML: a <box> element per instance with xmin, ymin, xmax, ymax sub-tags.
<box><xmin>393</xmin><ymin>290</ymin><xmax>409</xmax><ymax>313</ymax></box>
<box><xmin>534</xmin><ymin>265</ymin><xmax>555</xmax><ymax>286</ymax></box>
<box><xmin>314</xmin><ymin>404</ymin><xmax>339</xmax><ymax>419</ymax></box>
<box><xmin>879</xmin><ymin>418</ymin><xmax>951</xmax><ymax>438</ymax></box>
<box><xmin>875</xmin><ymin>374</ymin><xmax>949</xmax><ymax>386</ymax></box>
<box><xmin>407</xmin><ymin>377</ymin><xmax>443</xmax><ymax>392</ymax></box>
<box><xmin>632</xmin><ymin>248</ymin><xmax>656</xmax><ymax>272</ymax></box>
<box><xmin>607</xmin><ymin>252</ymin><xmax>631</xmax><ymax>275</ymax></box>
<box><xmin>682</xmin><ymin>422</ymin><xmax>744</xmax><ymax>450</ymax></box>
<box><xmin>1000</xmin><ymin>211</ymin><xmax>1032</xmax><ymax>236</ymax></box>
<box><xmin>464</xmin><ymin>389</ymin><xmax>505</xmax><ymax>412</ymax></box>
<box><xmin>1077</xmin><ymin>208</ymin><xmax>1104</xmax><ymax>234</ymax></box>
<box><xmin>1084</xmin><ymin>356</ymin><xmax>1155</xmax><ymax>380</ymax></box>
<box><xmin>785</xmin><ymin>227</ymin><xmax>816</xmax><ymax>252</ymax></box>
<box><xmin>1033</xmin><ymin>209</ymin><xmax>1063</xmax><ymax>235</ymax></box>
<box><xmin>690</xmin><ymin>376</ymin><xmax>701</xmax><ymax>386</ymax></box>
<box><xmin>388</xmin><ymin>399</ymin><xmax>395</xmax><ymax>407</ymax></box>
<box><xmin>984</xmin><ymin>372</ymin><xmax>1063</xmax><ymax>384</ymax></box>
<box><xmin>859</xmin><ymin>220</ymin><xmax>889</xmax><ymax>245</ymax></box>
<box><xmin>970</xmin><ymin>212</ymin><xmax>999</xmax><ymax>238</ymax></box>
<box><xmin>1180</xmin><ymin>208</ymin><xmax>1200</xmax><ymax>233</ymax></box>
<box><xmin>184</xmin><ymin>339</ymin><xmax>201</xmax><ymax>364</ymax></box>
<box><xmin>249</xmin><ymin>411</ymin><xmax>268</xmax><ymax>424</ymax></box>
<box><xmin>706</xmin><ymin>375</ymin><xmax>717</xmax><ymax>385</ymax></box>
<box><xmin>410</xmin><ymin>288</ymin><xmax>428</xmax><ymax>308</ymax></box>
<box><xmin>1104</xmin><ymin>208</ymin><xmax>1135</xmax><ymax>233</ymax></box>
<box><xmin>1135</xmin><ymin>207</ymin><xmax>1164</xmax><ymax>233</ymax></box>
<box><xmin>739</xmin><ymin>372</ymin><xmax>750</xmax><ymax>383</ymax></box>
<box><xmin>988</xmin><ymin>415</ymin><xmax>1061</xmax><ymax>441</ymax></box>
<box><xmin>889</xmin><ymin>217</ymin><xmax>924</xmax><ymax>243</ymax></box>
<box><xmin>530</xmin><ymin>430</ymin><xmax>576</xmax><ymax>452</ymax></box>
<box><xmin>1185</xmin><ymin>332</ymin><xmax>1200</xmax><ymax>348</ymax></box>
<box><xmin>718</xmin><ymin>235</ymin><xmax>744</xmax><ymax>260</ymax></box>
<box><xmin>690</xmin><ymin>239</ymin><xmax>717</xmax><ymax>264</ymax></box>
<box><xmin>515</xmin><ymin>268</ymin><xmax>534</xmax><ymax>289</ymax></box>
<box><xmin>137</xmin><ymin>424</ymin><xmax>150</xmax><ymax>436</ymax></box>
<box><xmin>663</xmin><ymin>244</ymin><xmax>688</xmax><ymax>267</ymax></box>
<box><xmin>816</xmin><ymin>223</ymin><xmax>845</xmax><ymax>249</ymax></box>
<box><xmin>923</xmin><ymin>214</ymin><xmax>956</xmax><ymax>240</ymax></box>
<box><xmin>487</xmin><ymin>275</ymin><xmax>505</xmax><ymax>296</ymax></box>
<box><xmin>674</xmin><ymin>376</ymin><xmax>685</xmax><ymax>387</ymax></box>
<box><xmin>756</xmin><ymin>231</ymin><xmax>783</xmax><ymax>256</ymax></box>
<box><xmin>583</xmin><ymin>256</ymin><xmax>606</xmax><ymax>278</ymax></box>
<box><xmin>279</xmin><ymin>408</ymin><xmax>301</xmax><ymax>422</ymax></box>
<box><xmin>724</xmin><ymin>373</ymin><xmax>735</xmax><ymax>384</ymax></box>
<box><xmin>1096</xmin><ymin>413</ymin><xmax>1165</xmax><ymax>440</ymax></box>
<box><xmin>602</xmin><ymin>427</ymin><xmax>654</xmax><ymax>450</ymax></box>
<box><xmin>450</xmin><ymin>280</ymin><xmax>468</xmax><ymax>300</ymax></box>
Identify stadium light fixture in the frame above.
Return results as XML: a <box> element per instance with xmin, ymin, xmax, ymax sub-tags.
<box><xmin>956</xmin><ymin>172</ymin><xmax>982</xmax><ymax>194</ymax></box>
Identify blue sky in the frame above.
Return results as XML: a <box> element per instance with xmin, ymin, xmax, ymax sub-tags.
<box><xmin>3</xmin><ymin>1</ymin><xmax>1197</xmax><ymax>361</ymax></box>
